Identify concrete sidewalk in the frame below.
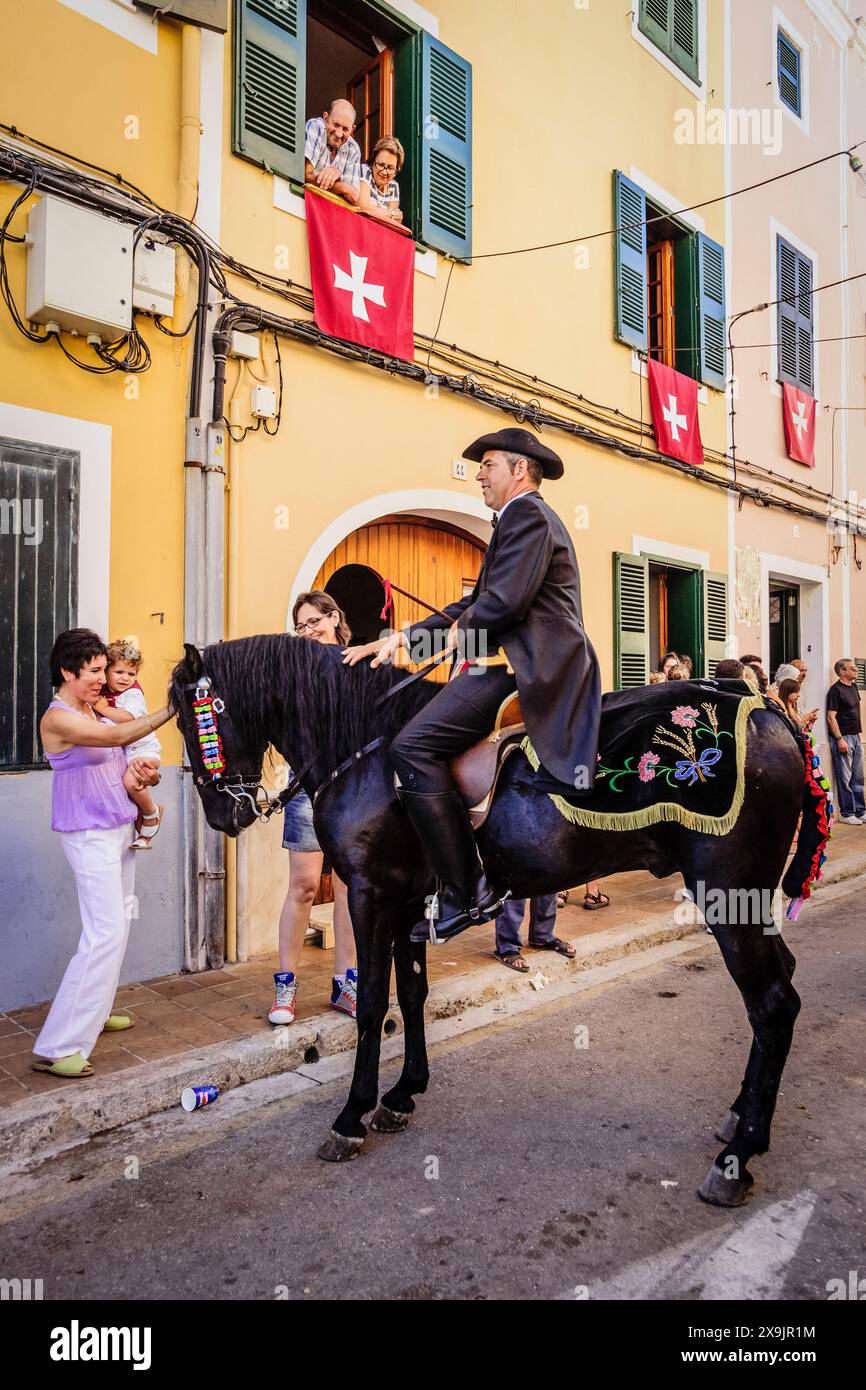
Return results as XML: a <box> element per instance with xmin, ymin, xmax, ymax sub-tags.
<box><xmin>1</xmin><ymin>826</ymin><xmax>862</xmax><ymax>1172</ymax></box>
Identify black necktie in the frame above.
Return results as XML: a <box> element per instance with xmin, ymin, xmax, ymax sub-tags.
<box><xmin>491</xmin><ymin>513</ymin><xmax>498</xmax><ymax>529</ymax></box>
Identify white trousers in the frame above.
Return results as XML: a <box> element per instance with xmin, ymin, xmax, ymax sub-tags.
<box><xmin>34</xmin><ymin>824</ymin><xmax>136</xmax><ymax>1061</ymax></box>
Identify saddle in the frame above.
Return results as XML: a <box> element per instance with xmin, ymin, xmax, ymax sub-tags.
<box><xmin>450</xmin><ymin>692</ymin><xmax>525</xmax><ymax>829</ymax></box>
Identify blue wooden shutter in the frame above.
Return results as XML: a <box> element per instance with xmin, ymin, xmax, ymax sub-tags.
<box><xmin>777</xmin><ymin>236</ymin><xmax>813</xmax><ymax>392</ymax></box>
<box><xmin>613</xmin><ymin>552</ymin><xmax>649</xmax><ymax>689</ymax></box>
<box><xmin>613</xmin><ymin>171</ymin><xmax>648</xmax><ymax>352</ymax></box>
<box><xmin>420</xmin><ymin>33</ymin><xmax>472</xmax><ymax>261</ymax></box>
<box><xmin>696</xmin><ymin>233</ymin><xmax>726</xmax><ymax>390</ymax></box>
<box><xmin>777</xmin><ymin>31</ymin><xmax>801</xmax><ymax>116</ymax></box>
<box><xmin>0</xmin><ymin>440</ymin><xmax>79</xmax><ymax>769</ymax></box>
<box><xmin>702</xmin><ymin>571</ymin><xmax>728</xmax><ymax>677</ymax></box>
<box><xmin>233</xmin><ymin>0</ymin><xmax>306</xmax><ymax>182</ymax></box>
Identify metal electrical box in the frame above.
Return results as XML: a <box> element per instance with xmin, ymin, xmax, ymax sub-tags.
<box><xmin>25</xmin><ymin>195</ymin><xmax>133</xmax><ymax>339</ymax></box>
<box><xmin>133</xmin><ymin>235</ymin><xmax>176</xmax><ymax>317</ymax></box>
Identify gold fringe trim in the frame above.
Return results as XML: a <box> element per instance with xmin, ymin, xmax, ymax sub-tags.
<box><xmin>521</xmin><ymin>693</ymin><xmax>765</xmax><ymax>836</ymax></box>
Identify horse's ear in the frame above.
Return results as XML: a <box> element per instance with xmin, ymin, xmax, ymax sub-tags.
<box><xmin>183</xmin><ymin>643</ymin><xmax>203</xmax><ymax>680</ymax></box>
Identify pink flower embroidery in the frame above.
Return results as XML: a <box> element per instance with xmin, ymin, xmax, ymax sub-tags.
<box><xmin>671</xmin><ymin>705</ymin><xmax>699</xmax><ymax>729</ymax></box>
<box><xmin>638</xmin><ymin>751</ymin><xmax>660</xmax><ymax>782</ymax></box>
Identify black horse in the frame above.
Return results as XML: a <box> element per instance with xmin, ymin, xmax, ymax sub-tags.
<box><xmin>170</xmin><ymin>634</ymin><xmax>821</xmax><ymax>1207</ymax></box>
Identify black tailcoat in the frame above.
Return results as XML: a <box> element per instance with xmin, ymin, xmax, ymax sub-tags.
<box><xmin>408</xmin><ymin>491</ymin><xmax>601</xmax><ymax>788</ymax></box>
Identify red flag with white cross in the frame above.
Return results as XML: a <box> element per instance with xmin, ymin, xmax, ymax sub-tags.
<box><xmin>305</xmin><ymin>190</ymin><xmax>415</xmax><ymax>362</ymax></box>
<box><xmin>647</xmin><ymin>358</ymin><xmax>704</xmax><ymax>467</ymax></box>
<box><xmin>782</xmin><ymin>383</ymin><xmax>816</xmax><ymax>467</ymax></box>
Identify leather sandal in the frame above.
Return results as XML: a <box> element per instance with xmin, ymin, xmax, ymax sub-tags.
<box><xmin>494</xmin><ymin>949</ymin><xmax>529</xmax><ymax>973</ymax></box>
<box><xmin>528</xmin><ymin>936</ymin><xmax>576</xmax><ymax>957</ymax></box>
<box><xmin>583</xmin><ymin>889</ymin><xmax>610</xmax><ymax>910</ymax></box>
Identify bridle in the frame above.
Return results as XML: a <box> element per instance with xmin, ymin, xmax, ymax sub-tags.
<box><xmin>184</xmin><ymin>677</ymin><xmax>293</xmax><ymax>823</ymax></box>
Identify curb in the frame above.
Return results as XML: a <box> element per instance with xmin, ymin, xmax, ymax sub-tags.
<box><xmin>2</xmin><ymin>854</ymin><xmax>862</xmax><ymax>1173</ymax></box>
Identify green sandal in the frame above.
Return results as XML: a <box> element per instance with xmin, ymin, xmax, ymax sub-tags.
<box><xmin>31</xmin><ymin>1051</ymin><xmax>94</xmax><ymax>1078</ymax></box>
<box><xmin>102</xmin><ymin>1014</ymin><xmax>134</xmax><ymax>1032</ymax></box>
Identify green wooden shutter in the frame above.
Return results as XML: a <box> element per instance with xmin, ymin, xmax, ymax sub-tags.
<box><xmin>639</xmin><ymin>0</ymin><xmax>699</xmax><ymax>83</ymax></box>
<box><xmin>613</xmin><ymin>552</ymin><xmax>649</xmax><ymax>689</ymax></box>
<box><xmin>614</xmin><ymin>171</ymin><xmax>648</xmax><ymax>352</ymax></box>
<box><xmin>855</xmin><ymin>658</ymin><xmax>866</xmax><ymax>691</ymax></box>
<box><xmin>702</xmin><ymin>570</ymin><xmax>728</xmax><ymax>677</ymax></box>
<box><xmin>777</xmin><ymin>236</ymin><xmax>813</xmax><ymax>392</ymax></box>
<box><xmin>233</xmin><ymin>0</ymin><xmax>306</xmax><ymax>182</ymax></box>
<box><xmin>419</xmin><ymin>33</ymin><xmax>472</xmax><ymax>261</ymax></box>
<box><xmin>674</xmin><ymin>232</ymin><xmax>726</xmax><ymax>388</ymax></box>
<box><xmin>671</xmin><ymin>0</ymin><xmax>699</xmax><ymax>82</ymax></box>
<box><xmin>0</xmin><ymin>440</ymin><xmax>79</xmax><ymax>769</ymax></box>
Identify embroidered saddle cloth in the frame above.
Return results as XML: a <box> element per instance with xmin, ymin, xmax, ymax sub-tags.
<box><xmin>520</xmin><ymin>680</ymin><xmax>766</xmax><ymax>835</ymax></box>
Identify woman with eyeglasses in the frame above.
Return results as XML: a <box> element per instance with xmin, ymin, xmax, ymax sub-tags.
<box><xmin>358</xmin><ymin>135</ymin><xmax>404</xmax><ymax>224</ymax></box>
<box><xmin>269</xmin><ymin>592</ymin><xmax>357</xmax><ymax>1027</ymax></box>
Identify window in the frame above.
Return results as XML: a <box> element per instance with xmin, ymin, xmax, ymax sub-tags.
<box><xmin>777</xmin><ymin>28</ymin><xmax>801</xmax><ymax>117</ymax></box>
<box><xmin>614</xmin><ymin>171</ymin><xmax>726</xmax><ymax>390</ymax></box>
<box><xmin>0</xmin><ymin>440</ymin><xmax>79</xmax><ymax>770</ymax></box>
<box><xmin>613</xmin><ymin>553</ymin><xmax>728</xmax><ymax>687</ymax></box>
<box><xmin>776</xmin><ymin>235</ymin><xmax>813</xmax><ymax>393</ymax></box>
<box><xmin>638</xmin><ymin>0</ymin><xmax>699</xmax><ymax>84</ymax></box>
<box><xmin>232</xmin><ymin>0</ymin><xmax>473</xmax><ymax>260</ymax></box>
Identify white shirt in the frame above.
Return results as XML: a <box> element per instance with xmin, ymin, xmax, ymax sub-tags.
<box><xmin>116</xmin><ymin>685</ymin><xmax>162</xmax><ymax>762</ymax></box>
<box><xmin>493</xmin><ymin>490</ymin><xmax>537</xmax><ymax>525</ymax></box>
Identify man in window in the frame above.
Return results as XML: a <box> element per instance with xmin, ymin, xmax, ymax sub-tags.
<box><xmin>304</xmin><ymin>99</ymin><xmax>361</xmax><ymax>206</ymax></box>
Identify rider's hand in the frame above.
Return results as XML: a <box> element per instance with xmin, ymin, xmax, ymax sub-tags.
<box><xmin>342</xmin><ymin>633</ymin><xmax>405</xmax><ymax>668</ymax></box>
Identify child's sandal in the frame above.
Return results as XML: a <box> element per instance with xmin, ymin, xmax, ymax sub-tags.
<box><xmin>131</xmin><ymin>805</ymin><xmax>164</xmax><ymax>849</ymax></box>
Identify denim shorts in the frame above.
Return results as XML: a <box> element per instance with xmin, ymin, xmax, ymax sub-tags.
<box><xmin>282</xmin><ymin>787</ymin><xmax>321</xmax><ymax>853</ymax></box>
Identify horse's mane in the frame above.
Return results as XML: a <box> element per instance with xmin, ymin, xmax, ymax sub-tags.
<box><xmin>177</xmin><ymin>634</ymin><xmax>440</xmax><ymax>765</ymax></box>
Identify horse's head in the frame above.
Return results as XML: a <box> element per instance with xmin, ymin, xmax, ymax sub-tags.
<box><xmin>170</xmin><ymin>643</ymin><xmax>268</xmax><ymax>837</ymax></box>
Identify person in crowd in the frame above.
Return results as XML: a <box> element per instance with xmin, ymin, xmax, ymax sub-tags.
<box><xmin>660</xmin><ymin>651</ymin><xmax>679</xmax><ymax>678</ymax></box>
<box><xmin>792</xmin><ymin>657</ymin><xmax>808</xmax><ymax>683</ymax></box>
<box><xmin>304</xmin><ymin>99</ymin><xmax>361</xmax><ymax>205</ymax></box>
<box><xmin>744</xmin><ymin>659</ymin><xmax>769</xmax><ymax>694</ymax></box>
<box><xmin>771</xmin><ymin>662</ymin><xmax>800</xmax><ymax>694</ymax></box>
<box><xmin>648</xmin><ymin>671</ymin><xmax>665</xmax><ymax>685</ymax></box>
<box><xmin>270</xmin><ymin>592</ymin><xmax>358</xmax><ymax>1026</ymax></box>
<box><xmin>99</xmin><ymin>636</ymin><xmax>163</xmax><ymax>849</ymax></box>
<box><xmin>358</xmin><ymin>136</ymin><xmax>404</xmax><ymax>223</ymax></box>
<box><xmin>777</xmin><ymin>676</ymin><xmax>814</xmax><ymax>730</ymax></box>
<box><xmin>666</xmin><ymin>662</ymin><xmax>690</xmax><ymax>681</ymax></box>
<box><xmin>826</xmin><ymin>658</ymin><xmax>865</xmax><ymax>825</ymax></box>
<box><xmin>715</xmin><ymin>658</ymin><xmax>745</xmax><ymax>679</ymax></box>
<box><xmin>679</xmin><ymin>654</ymin><xmax>694</xmax><ymax>675</ymax></box>
<box><xmin>31</xmin><ymin>629</ymin><xmax>172</xmax><ymax>1078</ymax></box>
<box><xmin>493</xmin><ymin>894</ymin><xmax>576</xmax><ymax>972</ymax></box>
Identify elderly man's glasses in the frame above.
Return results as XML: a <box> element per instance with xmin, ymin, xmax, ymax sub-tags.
<box><xmin>295</xmin><ymin>615</ymin><xmax>331</xmax><ymax>635</ymax></box>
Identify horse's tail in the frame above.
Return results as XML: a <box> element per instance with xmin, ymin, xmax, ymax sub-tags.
<box><xmin>781</xmin><ymin>726</ymin><xmax>833</xmax><ymax>920</ymax></box>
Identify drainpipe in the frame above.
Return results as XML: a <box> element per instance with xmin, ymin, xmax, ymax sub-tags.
<box><xmin>225</xmin><ymin>385</ymin><xmax>244</xmax><ymax>962</ymax></box>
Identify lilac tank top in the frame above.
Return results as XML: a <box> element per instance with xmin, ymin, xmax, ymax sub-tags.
<box><xmin>45</xmin><ymin>699</ymin><xmax>137</xmax><ymax>833</ymax></box>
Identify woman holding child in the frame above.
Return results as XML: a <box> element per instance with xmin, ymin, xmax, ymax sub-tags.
<box><xmin>31</xmin><ymin>628</ymin><xmax>172</xmax><ymax>1079</ymax></box>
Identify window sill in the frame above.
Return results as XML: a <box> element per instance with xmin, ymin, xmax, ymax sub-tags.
<box><xmin>273</xmin><ymin>176</ymin><xmax>439</xmax><ymax>278</ymax></box>
<box><xmin>631</xmin><ymin>351</ymin><xmax>709</xmax><ymax>404</ymax></box>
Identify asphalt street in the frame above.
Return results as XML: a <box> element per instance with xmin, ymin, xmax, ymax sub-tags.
<box><xmin>1</xmin><ymin>880</ymin><xmax>864</xmax><ymax>1302</ymax></box>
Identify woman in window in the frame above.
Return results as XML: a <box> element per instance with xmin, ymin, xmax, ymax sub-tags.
<box><xmin>32</xmin><ymin>629</ymin><xmax>172</xmax><ymax>1078</ymax></box>
<box><xmin>358</xmin><ymin>136</ymin><xmax>404</xmax><ymax>224</ymax></box>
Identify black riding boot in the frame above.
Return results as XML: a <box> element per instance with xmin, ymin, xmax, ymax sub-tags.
<box><xmin>400</xmin><ymin>789</ymin><xmax>510</xmax><ymax>944</ymax></box>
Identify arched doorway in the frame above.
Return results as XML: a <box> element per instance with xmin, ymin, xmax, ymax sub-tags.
<box><xmin>310</xmin><ymin>514</ymin><xmax>486</xmax><ymax>903</ymax></box>
<box><xmin>314</xmin><ymin>513</ymin><xmax>486</xmax><ymax>681</ymax></box>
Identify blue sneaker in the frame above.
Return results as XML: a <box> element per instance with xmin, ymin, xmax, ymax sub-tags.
<box><xmin>330</xmin><ymin>968</ymin><xmax>357</xmax><ymax>1018</ymax></box>
<box><xmin>268</xmin><ymin>971</ymin><xmax>298</xmax><ymax>1025</ymax></box>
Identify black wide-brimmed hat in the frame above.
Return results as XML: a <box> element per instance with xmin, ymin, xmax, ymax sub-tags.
<box><xmin>462</xmin><ymin>427</ymin><xmax>564</xmax><ymax>480</ymax></box>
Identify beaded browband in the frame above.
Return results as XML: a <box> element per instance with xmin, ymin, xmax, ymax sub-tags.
<box><xmin>193</xmin><ymin>678</ymin><xmax>226</xmax><ymax>779</ymax></box>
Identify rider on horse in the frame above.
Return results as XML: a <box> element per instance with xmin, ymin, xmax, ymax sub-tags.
<box><xmin>344</xmin><ymin>427</ymin><xmax>602</xmax><ymax>944</ymax></box>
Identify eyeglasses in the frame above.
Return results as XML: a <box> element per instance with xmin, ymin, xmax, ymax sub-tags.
<box><xmin>294</xmin><ymin>615</ymin><xmax>331</xmax><ymax>635</ymax></box>
<box><xmin>373</xmin><ymin>160</ymin><xmax>397</xmax><ymax>174</ymax></box>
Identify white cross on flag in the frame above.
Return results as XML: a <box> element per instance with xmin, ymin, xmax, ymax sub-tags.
<box><xmin>647</xmin><ymin>359</ymin><xmax>704</xmax><ymax>467</ymax></box>
<box><xmin>305</xmin><ymin>189</ymin><xmax>415</xmax><ymax>362</ymax></box>
<box><xmin>782</xmin><ymin>383</ymin><xmax>816</xmax><ymax>467</ymax></box>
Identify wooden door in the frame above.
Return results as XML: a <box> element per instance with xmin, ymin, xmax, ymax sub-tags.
<box><xmin>348</xmin><ymin>49</ymin><xmax>394</xmax><ymax>164</ymax></box>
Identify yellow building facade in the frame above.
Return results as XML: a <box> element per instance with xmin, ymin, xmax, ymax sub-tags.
<box><xmin>0</xmin><ymin>0</ymin><xmax>731</xmax><ymax>1002</ymax></box>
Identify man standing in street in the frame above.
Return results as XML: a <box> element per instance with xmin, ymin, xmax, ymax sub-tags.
<box><xmin>344</xmin><ymin>427</ymin><xmax>602</xmax><ymax>944</ymax></box>
<box><xmin>826</xmin><ymin>658</ymin><xmax>865</xmax><ymax>824</ymax></box>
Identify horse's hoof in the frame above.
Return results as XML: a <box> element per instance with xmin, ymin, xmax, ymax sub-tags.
<box><xmin>697</xmin><ymin>1163</ymin><xmax>754</xmax><ymax>1208</ymax></box>
<box><xmin>715</xmin><ymin>1109</ymin><xmax>739</xmax><ymax>1144</ymax></box>
<box><xmin>317</xmin><ymin>1130</ymin><xmax>365</xmax><ymax>1163</ymax></box>
<box><xmin>369</xmin><ymin>1103</ymin><xmax>412</xmax><ymax>1133</ymax></box>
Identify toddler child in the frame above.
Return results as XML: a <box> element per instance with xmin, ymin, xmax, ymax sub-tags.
<box><xmin>98</xmin><ymin>636</ymin><xmax>164</xmax><ymax>849</ymax></box>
